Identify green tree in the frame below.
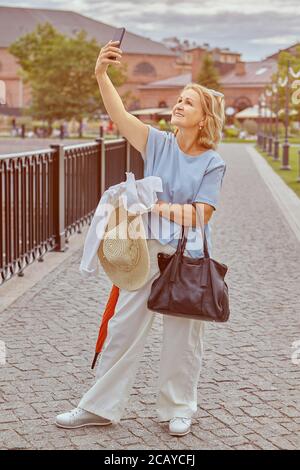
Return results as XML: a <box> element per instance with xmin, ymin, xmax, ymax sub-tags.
<box><xmin>9</xmin><ymin>22</ymin><xmax>128</xmax><ymax>134</ymax></box>
<box><xmin>270</xmin><ymin>47</ymin><xmax>300</xmax><ymax>124</ymax></box>
<box><xmin>196</xmin><ymin>52</ymin><xmax>222</xmax><ymax>91</ymax></box>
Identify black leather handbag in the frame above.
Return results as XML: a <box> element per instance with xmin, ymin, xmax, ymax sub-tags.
<box><xmin>147</xmin><ymin>212</ymin><xmax>230</xmax><ymax>322</ymax></box>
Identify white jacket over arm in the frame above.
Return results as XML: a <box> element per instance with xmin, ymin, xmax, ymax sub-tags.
<box><xmin>79</xmin><ymin>172</ymin><xmax>163</xmax><ymax>278</ymax></box>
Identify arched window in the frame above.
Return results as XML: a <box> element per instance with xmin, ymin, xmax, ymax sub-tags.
<box><xmin>129</xmin><ymin>99</ymin><xmax>140</xmax><ymax>111</ymax></box>
<box><xmin>158</xmin><ymin>100</ymin><xmax>167</xmax><ymax>108</ymax></box>
<box><xmin>233</xmin><ymin>96</ymin><xmax>252</xmax><ymax>112</ymax></box>
<box><xmin>133</xmin><ymin>62</ymin><xmax>157</xmax><ymax>76</ymax></box>
<box><xmin>0</xmin><ymin>79</ymin><xmax>6</xmax><ymax>105</ymax></box>
<box><xmin>3</xmin><ymin>89</ymin><xmax>11</xmax><ymax>107</ymax></box>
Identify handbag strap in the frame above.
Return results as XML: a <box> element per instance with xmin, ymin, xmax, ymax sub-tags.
<box><xmin>175</xmin><ymin>203</ymin><xmax>209</xmax><ymax>258</ymax></box>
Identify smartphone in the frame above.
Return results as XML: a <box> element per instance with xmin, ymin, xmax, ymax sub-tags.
<box><xmin>109</xmin><ymin>27</ymin><xmax>126</xmax><ymax>60</ymax></box>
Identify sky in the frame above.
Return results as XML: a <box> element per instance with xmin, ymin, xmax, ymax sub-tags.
<box><xmin>2</xmin><ymin>0</ymin><xmax>300</xmax><ymax>61</ymax></box>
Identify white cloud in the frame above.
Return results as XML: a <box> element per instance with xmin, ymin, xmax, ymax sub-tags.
<box><xmin>1</xmin><ymin>1</ymin><xmax>299</xmax><ymax>61</ymax></box>
<box><xmin>251</xmin><ymin>35</ymin><xmax>299</xmax><ymax>45</ymax></box>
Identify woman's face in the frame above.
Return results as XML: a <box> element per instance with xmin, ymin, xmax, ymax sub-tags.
<box><xmin>171</xmin><ymin>89</ymin><xmax>205</xmax><ymax>129</ymax></box>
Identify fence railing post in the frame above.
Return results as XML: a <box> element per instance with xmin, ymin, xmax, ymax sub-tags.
<box><xmin>95</xmin><ymin>137</ymin><xmax>105</xmax><ymax>195</ymax></box>
<box><xmin>50</xmin><ymin>144</ymin><xmax>67</xmax><ymax>252</ymax></box>
<box><xmin>126</xmin><ymin>138</ymin><xmax>131</xmax><ymax>173</ymax></box>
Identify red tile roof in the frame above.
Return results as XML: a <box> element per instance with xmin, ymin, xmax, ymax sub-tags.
<box><xmin>264</xmin><ymin>42</ymin><xmax>300</xmax><ymax>60</ymax></box>
<box><xmin>139</xmin><ymin>59</ymin><xmax>279</xmax><ymax>90</ymax></box>
<box><xmin>138</xmin><ymin>73</ymin><xmax>192</xmax><ymax>89</ymax></box>
<box><xmin>220</xmin><ymin>60</ymin><xmax>278</xmax><ymax>87</ymax></box>
<box><xmin>0</xmin><ymin>5</ymin><xmax>177</xmax><ymax>56</ymax></box>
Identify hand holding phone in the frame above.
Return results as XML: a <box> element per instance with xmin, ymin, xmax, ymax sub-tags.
<box><xmin>95</xmin><ymin>27</ymin><xmax>126</xmax><ymax>77</ymax></box>
<box><xmin>109</xmin><ymin>27</ymin><xmax>125</xmax><ymax>60</ymax></box>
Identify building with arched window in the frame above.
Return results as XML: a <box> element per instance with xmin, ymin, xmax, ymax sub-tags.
<box><xmin>0</xmin><ymin>5</ymin><xmax>295</xmax><ymax>120</ymax></box>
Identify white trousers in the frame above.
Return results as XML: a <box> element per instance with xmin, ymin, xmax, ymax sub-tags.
<box><xmin>78</xmin><ymin>239</ymin><xmax>206</xmax><ymax>424</ymax></box>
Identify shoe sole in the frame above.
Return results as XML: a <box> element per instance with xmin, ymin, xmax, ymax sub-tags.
<box><xmin>55</xmin><ymin>421</ymin><xmax>112</xmax><ymax>429</ymax></box>
<box><xmin>169</xmin><ymin>429</ymin><xmax>191</xmax><ymax>436</ymax></box>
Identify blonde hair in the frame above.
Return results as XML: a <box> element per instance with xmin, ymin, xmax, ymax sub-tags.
<box><xmin>173</xmin><ymin>83</ymin><xmax>225</xmax><ymax>150</ymax></box>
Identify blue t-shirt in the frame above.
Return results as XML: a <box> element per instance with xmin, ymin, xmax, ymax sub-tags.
<box><xmin>141</xmin><ymin>125</ymin><xmax>226</xmax><ymax>258</ymax></box>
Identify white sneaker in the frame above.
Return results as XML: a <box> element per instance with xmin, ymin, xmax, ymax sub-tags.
<box><xmin>55</xmin><ymin>407</ymin><xmax>112</xmax><ymax>429</ymax></box>
<box><xmin>168</xmin><ymin>417</ymin><xmax>192</xmax><ymax>436</ymax></box>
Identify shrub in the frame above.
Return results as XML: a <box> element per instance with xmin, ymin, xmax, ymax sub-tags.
<box><xmin>241</xmin><ymin>119</ymin><xmax>257</xmax><ymax>135</ymax></box>
<box><xmin>223</xmin><ymin>126</ymin><xmax>239</xmax><ymax>138</ymax></box>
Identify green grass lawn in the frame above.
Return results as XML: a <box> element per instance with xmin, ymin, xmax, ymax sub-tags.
<box><xmin>222</xmin><ymin>137</ymin><xmax>300</xmax><ymax>144</ymax></box>
<box><xmin>222</xmin><ymin>138</ymin><xmax>256</xmax><ymax>143</ymax></box>
<box><xmin>285</xmin><ymin>137</ymin><xmax>300</xmax><ymax>144</ymax></box>
<box><xmin>255</xmin><ymin>144</ymin><xmax>300</xmax><ymax>198</ymax></box>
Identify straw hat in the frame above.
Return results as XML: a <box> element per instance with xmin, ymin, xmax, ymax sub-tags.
<box><xmin>97</xmin><ymin>203</ymin><xmax>150</xmax><ymax>291</ymax></box>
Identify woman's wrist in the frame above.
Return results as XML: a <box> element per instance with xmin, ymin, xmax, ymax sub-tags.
<box><xmin>152</xmin><ymin>200</ymin><xmax>170</xmax><ymax>213</ymax></box>
<box><xmin>153</xmin><ymin>200</ymin><xmax>185</xmax><ymax>225</ymax></box>
<box><xmin>96</xmin><ymin>71</ymin><xmax>108</xmax><ymax>82</ymax></box>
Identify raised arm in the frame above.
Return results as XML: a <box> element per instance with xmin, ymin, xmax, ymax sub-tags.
<box><xmin>95</xmin><ymin>40</ymin><xmax>149</xmax><ymax>155</ymax></box>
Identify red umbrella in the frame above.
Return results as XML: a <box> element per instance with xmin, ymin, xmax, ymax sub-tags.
<box><xmin>91</xmin><ymin>284</ymin><xmax>120</xmax><ymax>369</ymax></box>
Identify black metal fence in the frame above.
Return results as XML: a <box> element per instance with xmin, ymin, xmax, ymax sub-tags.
<box><xmin>0</xmin><ymin>137</ymin><xmax>144</xmax><ymax>286</ymax></box>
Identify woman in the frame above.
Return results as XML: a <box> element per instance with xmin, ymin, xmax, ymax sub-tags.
<box><xmin>55</xmin><ymin>40</ymin><xmax>227</xmax><ymax>436</ymax></box>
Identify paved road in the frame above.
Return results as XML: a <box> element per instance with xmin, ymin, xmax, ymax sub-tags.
<box><xmin>0</xmin><ymin>143</ymin><xmax>299</xmax><ymax>450</ymax></box>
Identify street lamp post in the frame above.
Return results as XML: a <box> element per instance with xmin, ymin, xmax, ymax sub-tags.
<box><xmin>257</xmin><ymin>97</ymin><xmax>262</xmax><ymax>147</ymax></box>
<box><xmin>273</xmin><ymin>78</ymin><xmax>280</xmax><ymax>161</ymax></box>
<box><xmin>268</xmin><ymin>90</ymin><xmax>274</xmax><ymax>155</ymax></box>
<box><xmin>262</xmin><ymin>96</ymin><xmax>267</xmax><ymax>151</ymax></box>
<box><xmin>281</xmin><ymin>59</ymin><xmax>291</xmax><ymax>170</ymax></box>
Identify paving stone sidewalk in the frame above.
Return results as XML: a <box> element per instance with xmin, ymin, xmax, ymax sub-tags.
<box><xmin>0</xmin><ymin>143</ymin><xmax>300</xmax><ymax>450</ymax></box>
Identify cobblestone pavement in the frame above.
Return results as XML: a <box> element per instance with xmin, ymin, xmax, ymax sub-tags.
<box><xmin>0</xmin><ymin>143</ymin><xmax>300</xmax><ymax>450</ymax></box>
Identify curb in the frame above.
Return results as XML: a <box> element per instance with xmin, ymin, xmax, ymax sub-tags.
<box><xmin>246</xmin><ymin>145</ymin><xmax>300</xmax><ymax>244</ymax></box>
<box><xmin>0</xmin><ymin>224</ymin><xmax>90</xmax><ymax>317</ymax></box>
